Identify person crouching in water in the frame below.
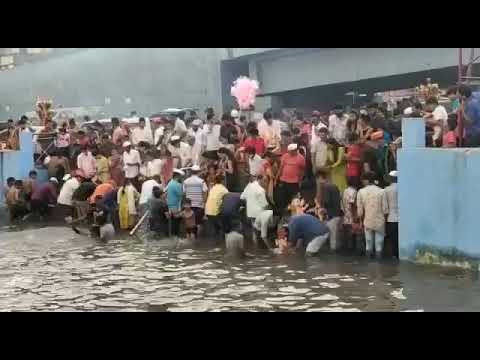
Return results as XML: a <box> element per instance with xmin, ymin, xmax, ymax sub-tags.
<box><xmin>149</xmin><ymin>186</ymin><xmax>169</xmax><ymax>236</ymax></box>
<box><xmin>274</xmin><ymin>224</ymin><xmax>293</xmax><ymax>255</ymax></box>
<box><xmin>6</xmin><ymin>180</ymin><xmax>28</xmax><ymax>223</ymax></box>
<box><xmin>225</xmin><ymin>219</ymin><xmax>245</xmax><ymax>259</ymax></box>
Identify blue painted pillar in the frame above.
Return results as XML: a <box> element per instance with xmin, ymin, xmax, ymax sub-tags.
<box><xmin>402</xmin><ymin>118</ymin><xmax>425</xmax><ymax>148</ymax></box>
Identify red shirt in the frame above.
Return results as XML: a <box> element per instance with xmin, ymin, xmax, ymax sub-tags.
<box><xmin>243</xmin><ymin>137</ymin><xmax>266</xmax><ymax>155</ymax></box>
<box><xmin>346</xmin><ymin>144</ymin><xmax>362</xmax><ymax>177</ymax></box>
<box><xmin>280</xmin><ymin>153</ymin><xmax>306</xmax><ymax>183</ymax></box>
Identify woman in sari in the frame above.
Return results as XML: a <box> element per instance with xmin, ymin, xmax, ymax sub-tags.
<box><xmin>326</xmin><ymin>138</ymin><xmax>348</xmax><ymax>193</ymax></box>
<box><xmin>109</xmin><ymin>148</ymin><xmax>124</xmax><ymax>187</ymax></box>
<box><xmin>95</xmin><ymin>150</ymin><xmax>110</xmax><ymax>183</ymax></box>
<box><xmin>117</xmin><ymin>178</ymin><xmax>140</xmax><ymax>230</ymax></box>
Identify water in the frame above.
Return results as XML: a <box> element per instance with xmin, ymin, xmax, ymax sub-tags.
<box><xmin>1</xmin><ymin>227</ymin><xmax>480</xmax><ymax>312</ymax></box>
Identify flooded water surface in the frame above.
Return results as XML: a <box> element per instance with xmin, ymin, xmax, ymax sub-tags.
<box><xmin>1</xmin><ymin>227</ymin><xmax>480</xmax><ymax>312</ymax></box>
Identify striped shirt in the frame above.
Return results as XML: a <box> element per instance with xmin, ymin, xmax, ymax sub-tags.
<box><xmin>183</xmin><ymin>175</ymin><xmax>208</xmax><ymax>208</ymax></box>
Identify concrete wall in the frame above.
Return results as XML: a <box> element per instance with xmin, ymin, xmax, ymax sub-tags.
<box><xmin>254</xmin><ymin>48</ymin><xmax>475</xmax><ymax>94</ymax></box>
<box><xmin>228</xmin><ymin>48</ymin><xmax>281</xmax><ymax>59</ymax></box>
<box><xmin>0</xmin><ymin>48</ymin><xmax>224</xmax><ymax>119</ymax></box>
<box><xmin>398</xmin><ymin>119</ymin><xmax>480</xmax><ymax>267</ymax></box>
<box><xmin>0</xmin><ymin>132</ymin><xmax>34</xmax><ymax>206</ymax></box>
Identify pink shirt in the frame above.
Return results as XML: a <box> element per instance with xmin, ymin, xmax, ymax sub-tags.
<box><xmin>443</xmin><ymin>131</ymin><xmax>456</xmax><ymax>148</ymax></box>
<box><xmin>77</xmin><ymin>152</ymin><xmax>96</xmax><ymax>179</ymax></box>
<box><xmin>280</xmin><ymin>153</ymin><xmax>306</xmax><ymax>183</ymax></box>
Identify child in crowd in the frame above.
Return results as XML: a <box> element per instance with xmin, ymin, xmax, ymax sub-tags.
<box><xmin>288</xmin><ymin>194</ymin><xmax>309</xmax><ymax>216</ymax></box>
<box><xmin>342</xmin><ymin>177</ymin><xmax>360</xmax><ymax>252</ymax></box>
<box><xmin>23</xmin><ymin>170</ymin><xmax>37</xmax><ymax>202</ymax></box>
<box><xmin>443</xmin><ymin>114</ymin><xmax>458</xmax><ymax>148</ymax></box>
<box><xmin>179</xmin><ymin>199</ymin><xmax>197</xmax><ymax>241</ymax></box>
<box><xmin>3</xmin><ymin>177</ymin><xmax>15</xmax><ymax>200</ymax></box>
<box><xmin>274</xmin><ymin>225</ymin><xmax>292</xmax><ymax>255</ymax></box>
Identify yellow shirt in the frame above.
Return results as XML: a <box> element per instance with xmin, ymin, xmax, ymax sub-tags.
<box><xmin>205</xmin><ymin>184</ymin><xmax>229</xmax><ymax>216</ymax></box>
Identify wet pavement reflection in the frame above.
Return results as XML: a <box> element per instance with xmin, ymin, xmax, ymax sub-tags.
<box><xmin>1</xmin><ymin>227</ymin><xmax>479</xmax><ymax>312</ymax></box>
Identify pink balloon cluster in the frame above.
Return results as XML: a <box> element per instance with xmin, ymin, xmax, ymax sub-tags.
<box><xmin>231</xmin><ymin>76</ymin><xmax>259</xmax><ymax>110</ymax></box>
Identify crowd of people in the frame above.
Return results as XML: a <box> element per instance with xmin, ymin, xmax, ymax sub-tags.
<box><xmin>3</xmin><ymin>83</ymin><xmax>479</xmax><ymax>257</ymax></box>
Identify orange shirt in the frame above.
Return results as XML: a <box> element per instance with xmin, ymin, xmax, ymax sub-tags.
<box><xmin>279</xmin><ymin>153</ymin><xmax>306</xmax><ymax>184</ymax></box>
<box><xmin>89</xmin><ymin>183</ymin><xmax>113</xmax><ymax>204</ymax></box>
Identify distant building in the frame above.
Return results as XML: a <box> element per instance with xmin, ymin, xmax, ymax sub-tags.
<box><xmin>0</xmin><ymin>48</ymin><xmax>478</xmax><ymax>120</ymax></box>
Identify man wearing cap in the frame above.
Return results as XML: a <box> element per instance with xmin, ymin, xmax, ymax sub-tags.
<box><xmin>131</xmin><ymin>117</ymin><xmax>153</xmax><ymax>146</ymax></box>
<box><xmin>77</xmin><ymin>145</ymin><xmax>96</xmax><ymax>180</ymax></box>
<box><xmin>168</xmin><ymin>135</ymin><xmax>192</xmax><ymax>169</ymax></box>
<box><xmin>30</xmin><ymin>177</ymin><xmax>59</xmax><ymax>219</ymax></box>
<box><xmin>188</xmin><ymin>119</ymin><xmax>206</xmax><ymax>165</ymax></box>
<box><xmin>183</xmin><ymin>165</ymin><xmax>209</xmax><ymax>233</ymax></box>
<box><xmin>383</xmin><ymin>170</ymin><xmax>399</xmax><ymax>259</ymax></box>
<box><xmin>58</xmin><ymin>171</ymin><xmax>83</xmax><ymax>217</ymax></box>
<box><xmin>258</xmin><ymin>111</ymin><xmax>282</xmax><ymax>149</ymax></box>
<box><xmin>122</xmin><ymin>141</ymin><xmax>141</xmax><ymax>190</ymax></box>
<box><xmin>275</xmin><ymin>143</ymin><xmax>306</xmax><ymax>210</ymax></box>
<box><xmin>165</xmin><ymin>169</ymin><xmax>185</xmax><ymax>236</ymax></box>
<box><xmin>231</xmin><ymin>109</ymin><xmax>243</xmax><ymax>127</ymax></box>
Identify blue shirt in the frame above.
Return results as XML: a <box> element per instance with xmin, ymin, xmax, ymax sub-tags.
<box><xmin>166</xmin><ymin>179</ymin><xmax>183</xmax><ymax>211</ymax></box>
<box><xmin>465</xmin><ymin>95</ymin><xmax>480</xmax><ymax>137</ymax></box>
<box><xmin>221</xmin><ymin>193</ymin><xmax>241</xmax><ymax>216</ymax></box>
<box><xmin>288</xmin><ymin>214</ymin><xmax>329</xmax><ymax>246</ymax></box>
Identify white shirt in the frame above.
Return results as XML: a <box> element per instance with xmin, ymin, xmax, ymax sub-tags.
<box><xmin>311</xmin><ymin>138</ymin><xmax>328</xmax><ymax>170</ymax></box>
<box><xmin>432</xmin><ymin>105</ymin><xmax>448</xmax><ymax>128</ymax></box>
<box><xmin>140</xmin><ymin>160</ymin><xmax>163</xmax><ymax>178</ymax></box>
<box><xmin>58</xmin><ymin>178</ymin><xmax>80</xmax><ymax>206</ymax></box>
<box><xmin>382</xmin><ymin>183</ymin><xmax>398</xmax><ymax>223</ymax></box>
<box><xmin>183</xmin><ymin>174</ymin><xmax>208</xmax><ymax>208</ymax></box>
<box><xmin>257</xmin><ymin>119</ymin><xmax>282</xmax><ymax>148</ymax></box>
<box><xmin>154</xmin><ymin>126</ymin><xmax>164</xmax><ymax>147</ymax></box>
<box><xmin>248</xmin><ymin>154</ymin><xmax>263</xmax><ymax>176</ymax></box>
<box><xmin>174</xmin><ymin>118</ymin><xmax>187</xmax><ymax>135</ymax></box>
<box><xmin>168</xmin><ymin>142</ymin><xmax>192</xmax><ymax>168</ymax></box>
<box><xmin>131</xmin><ymin>126</ymin><xmax>153</xmax><ymax>145</ymax></box>
<box><xmin>329</xmin><ymin>114</ymin><xmax>348</xmax><ymax>145</ymax></box>
<box><xmin>254</xmin><ymin>209</ymin><xmax>274</xmax><ymax>239</ymax></box>
<box><xmin>148</xmin><ymin>159</ymin><xmax>163</xmax><ymax>177</ymax></box>
<box><xmin>123</xmin><ymin>149</ymin><xmax>141</xmax><ymax>179</ymax></box>
<box><xmin>188</xmin><ymin>127</ymin><xmax>207</xmax><ymax>165</ymax></box>
<box><xmin>205</xmin><ymin>124</ymin><xmax>222</xmax><ymax>151</ymax></box>
<box><xmin>140</xmin><ymin>179</ymin><xmax>162</xmax><ymax>205</ymax></box>
<box><xmin>357</xmin><ymin>184</ymin><xmax>386</xmax><ymax>234</ymax></box>
<box><xmin>240</xmin><ymin>180</ymin><xmax>269</xmax><ymax>219</ymax></box>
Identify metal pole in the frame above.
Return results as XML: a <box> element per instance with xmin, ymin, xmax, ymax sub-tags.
<box><xmin>458</xmin><ymin>48</ymin><xmax>463</xmax><ymax>84</ymax></box>
<box><xmin>458</xmin><ymin>48</ymin><xmax>464</xmax><ymax>147</ymax></box>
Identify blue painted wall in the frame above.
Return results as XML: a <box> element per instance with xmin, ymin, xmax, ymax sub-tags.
<box><xmin>0</xmin><ymin>132</ymin><xmax>34</xmax><ymax>206</ymax></box>
<box><xmin>398</xmin><ymin>119</ymin><xmax>480</xmax><ymax>261</ymax></box>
